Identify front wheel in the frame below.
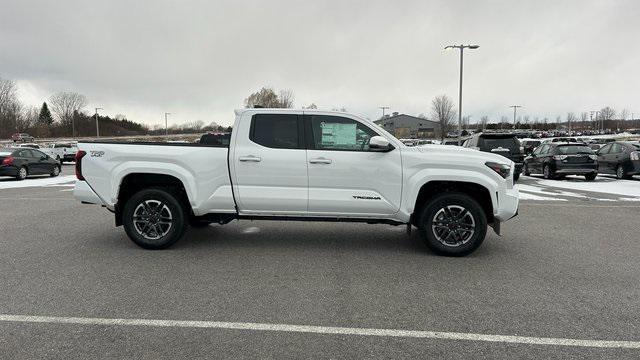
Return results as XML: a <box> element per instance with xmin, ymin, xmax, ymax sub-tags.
<box><xmin>585</xmin><ymin>173</ymin><xmax>597</xmax><ymax>181</ymax></box>
<box><xmin>122</xmin><ymin>188</ymin><xmax>187</xmax><ymax>249</ymax></box>
<box><xmin>418</xmin><ymin>192</ymin><xmax>487</xmax><ymax>257</ymax></box>
<box><xmin>543</xmin><ymin>164</ymin><xmax>554</xmax><ymax>179</ymax></box>
<box><xmin>16</xmin><ymin>166</ymin><xmax>28</xmax><ymax>181</ymax></box>
<box><xmin>616</xmin><ymin>165</ymin><xmax>627</xmax><ymax>180</ymax></box>
<box><xmin>50</xmin><ymin>165</ymin><xmax>60</xmax><ymax>177</ymax></box>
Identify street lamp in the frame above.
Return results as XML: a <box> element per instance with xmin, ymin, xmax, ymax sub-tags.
<box><xmin>378</xmin><ymin>106</ymin><xmax>389</xmax><ymax>118</ymax></box>
<box><xmin>165</xmin><ymin>112</ymin><xmax>171</xmax><ymax>136</ymax></box>
<box><xmin>509</xmin><ymin>105</ymin><xmax>522</xmax><ymax>129</ymax></box>
<box><xmin>95</xmin><ymin>107</ymin><xmax>103</xmax><ymax>138</ymax></box>
<box><xmin>444</xmin><ymin>44</ymin><xmax>479</xmax><ymax>145</ymax></box>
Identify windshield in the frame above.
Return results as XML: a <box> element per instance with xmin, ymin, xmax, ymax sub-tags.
<box><xmin>479</xmin><ymin>137</ymin><xmax>520</xmax><ymax>152</ymax></box>
<box><xmin>557</xmin><ymin>145</ymin><xmax>594</xmax><ymax>154</ymax></box>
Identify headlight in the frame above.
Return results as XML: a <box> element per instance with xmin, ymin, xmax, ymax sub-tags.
<box><xmin>485</xmin><ymin>162</ymin><xmax>511</xmax><ymax>179</ymax></box>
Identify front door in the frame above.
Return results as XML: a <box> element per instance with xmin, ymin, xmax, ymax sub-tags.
<box><xmin>306</xmin><ymin>114</ymin><xmax>402</xmax><ymax>217</ymax></box>
<box><xmin>231</xmin><ymin>112</ymin><xmax>308</xmax><ymax>214</ymax></box>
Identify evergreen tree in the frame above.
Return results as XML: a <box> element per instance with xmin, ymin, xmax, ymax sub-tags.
<box><xmin>38</xmin><ymin>102</ymin><xmax>53</xmax><ymax>125</ymax></box>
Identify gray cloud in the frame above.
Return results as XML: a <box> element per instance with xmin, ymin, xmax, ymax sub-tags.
<box><xmin>1</xmin><ymin>0</ymin><xmax>638</xmax><ymax>126</ymax></box>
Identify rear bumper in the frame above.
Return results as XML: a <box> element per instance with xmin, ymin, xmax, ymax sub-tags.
<box><xmin>74</xmin><ymin>180</ymin><xmax>104</xmax><ymax>205</ymax></box>
<box><xmin>554</xmin><ymin>162</ymin><xmax>598</xmax><ymax>175</ymax></box>
<box><xmin>495</xmin><ymin>187</ymin><xmax>519</xmax><ymax>222</ymax></box>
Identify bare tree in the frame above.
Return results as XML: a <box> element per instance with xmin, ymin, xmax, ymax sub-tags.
<box><xmin>566</xmin><ymin>112</ymin><xmax>576</xmax><ymax>135</ymax></box>
<box><xmin>430</xmin><ymin>95</ymin><xmax>456</xmax><ymax>140</ymax></box>
<box><xmin>244</xmin><ymin>87</ymin><xmax>294</xmax><ymax>108</ymax></box>
<box><xmin>480</xmin><ymin>116</ymin><xmax>489</xmax><ymax>131</ymax></box>
<box><xmin>0</xmin><ymin>78</ymin><xmax>22</xmax><ymax>138</ymax></box>
<box><xmin>599</xmin><ymin>106</ymin><xmax>615</xmax><ymax>120</ymax></box>
<box><xmin>49</xmin><ymin>91</ymin><xmax>87</xmax><ymax>136</ymax></box>
<box><xmin>580</xmin><ymin>112</ymin><xmax>588</xmax><ymax>129</ymax></box>
<box><xmin>278</xmin><ymin>89</ymin><xmax>294</xmax><ymax>108</ymax></box>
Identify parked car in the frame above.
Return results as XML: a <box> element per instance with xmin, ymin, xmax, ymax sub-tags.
<box><xmin>11</xmin><ymin>133</ymin><xmax>34</xmax><ymax>143</ymax></box>
<box><xmin>0</xmin><ymin>148</ymin><xmax>61</xmax><ymax>180</ymax></box>
<box><xmin>14</xmin><ymin>143</ymin><xmax>40</xmax><ymax>149</ymax></box>
<box><xmin>523</xmin><ymin>143</ymin><xmax>598</xmax><ymax>180</ymax></box>
<box><xmin>74</xmin><ymin>109</ymin><xmax>519</xmax><ymax>256</ymax></box>
<box><xmin>520</xmin><ymin>140</ymin><xmax>541</xmax><ymax>155</ymax></box>
<box><xmin>596</xmin><ymin>141</ymin><xmax>640</xmax><ymax>179</ymax></box>
<box><xmin>463</xmin><ymin>133</ymin><xmax>524</xmax><ymax>181</ymax></box>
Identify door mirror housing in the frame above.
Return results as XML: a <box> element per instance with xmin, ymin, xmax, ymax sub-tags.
<box><xmin>369</xmin><ymin>136</ymin><xmax>393</xmax><ymax>152</ymax></box>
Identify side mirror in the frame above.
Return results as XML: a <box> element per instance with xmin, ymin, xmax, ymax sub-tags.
<box><xmin>369</xmin><ymin>136</ymin><xmax>393</xmax><ymax>152</ymax></box>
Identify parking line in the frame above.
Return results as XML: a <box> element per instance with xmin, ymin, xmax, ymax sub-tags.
<box><xmin>0</xmin><ymin>314</ymin><xmax>638</xmax><ymax>349</ymax></box>
<box><xmin>520</xmin><ymin>203</ymin><xmax>640</xmax><ymax>208</ymax></box>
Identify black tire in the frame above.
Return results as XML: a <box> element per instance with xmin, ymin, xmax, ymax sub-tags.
<box><xmin>50</xmin><ymin>165</ymin><xmax>61</xmax><ymax>177</ymax></box>
<box><xmin>513</xmin><ymin>172</ymin><xmax>520</xmax><ymax>182</ymax></box>
<box><xmin>56</xmin><ymin>156</ymin><xmax>62</xmax><ymax>164</ymax></box>
<box><xmin>543</xmin><ymin>164</ymin><xmax>554</xmax><ymax>179</ymax></box>
<box><xmin>616</xmin><ymin>165</ymin><xmax>625</xmax><ymax>180</ymax></box>
<box><xmin>523</xmin><ymin>163</ymin><xmax>530</xmax><ymax>176</ymax></box>
<box><xmin>418</xmin><ymin>192</ymin><xmax>487</xmax><ymax>257</ymax></box>
<box><xmin>585</xmin><ymin>173</ymin><xmax>596</xmax><ymax>181</ymax></box>
<box><xmin>16</xmin><ymin>166</ymin><xmax>27</xmax><ymax>181</ymax></box>
<box><xmin>122</xmin><ymin>188</ymin><xmax>187</xmax><ymax>249</ymax></box>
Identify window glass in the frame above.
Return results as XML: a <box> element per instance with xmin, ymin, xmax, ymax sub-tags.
<box><xmin>610</xmin><ymin>143</ymin><xmax>624</xmax><ymax>154</ymax></box>
<box><xmin>31</xmin><ymin>149</ymin><xmax>46</xmax><ymax>158</ymax></box>
<box><xmin>18</xmin><ymin>150</ymin><xmax>31</xmax><ymax>158</ymax></box>
<box><xmin>311</xmin><ymin>115</ymin><xmax>378</xmax><ymax>151</ymax></box>
<box><xmin>598</xmin><ymin>144</ymin><xmax>611</xmax><ymax>154</ymax></box>
<box><xmin>556</xmin><ymin>145</ymin><xmax>594</xmax><ymax>155</ymax></box>
<box><xmin>479</xmin><ymin>136</ymin><xmax>520</xmax><ymax>153</ymax></box>
<box><xmin>538</xmin><ymin>145</ymin><xmax>549</xmax><ymax>155</ymax></box>
<box><xmin>250</xmin><ymin>114</ymin><xmax>300</xmax><ymax>149</ymax></box>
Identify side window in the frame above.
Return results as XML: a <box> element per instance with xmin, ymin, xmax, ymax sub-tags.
<box><xmin>18</xmin><ymin>150</ymin><xmax>31</xmax><ymax>158</ymax></box>
<box><xmin>32</xmin><ymin>149</ymin><xmax>45</xmax><ymax>158</ymax></box>
<box><xmin>249</xmin><ymin>114</ymin><xmax>302</xmax><ymax>149</ymax></box>
<box><xmin>538</xmin><ymin>145</ymin><xmax>548</xmax><ymax>155</ymax></box>
<box><xmin>310</xmin><ymin>115</ymin><xmax>379</xmax><ymax>151</ymax></box>
<box><xmin>611</xmin><ymin>143</ymin><xmax>623</xmax><ymax>154</ymax></box>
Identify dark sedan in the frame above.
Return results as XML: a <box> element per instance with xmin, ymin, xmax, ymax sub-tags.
<box><xmin>523</xmin><ymin>143</ymin><xmax>598</xmax><ymax>180</ymax></box>
<box><xmin>0</xmin><ymin>148</ymin><xmax>61</xmax><ymax>180</ymax></box>
<box><xmin>596</xmin><ymin>141</ymin><xmax>640</xmax><ymax>179</ymax></box>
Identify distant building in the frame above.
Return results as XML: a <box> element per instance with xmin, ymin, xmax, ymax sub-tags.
<box><xmin>374</xmin><ymin>112</ymin><xmax>440</xmax><ymax>139</ymax></box>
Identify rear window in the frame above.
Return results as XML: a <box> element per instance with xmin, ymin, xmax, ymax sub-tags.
<box><xmin>479</xmin><ymin>136</ymin><xmax>520</xmax><ymax>152</ymax></box>
<box><xmin>250</xmin><ymin>114</ymin><xmax>301</xmax><ymax>149</ymax></box>
<box><xmin>199</xmin><ymin>133</ymin><xmax>231</xmax><ymax>147</ymax></box>
<box><xmin>556</xmin><ymin>145</ymin><xmax>594</xmax><ymax>155</ymax></box>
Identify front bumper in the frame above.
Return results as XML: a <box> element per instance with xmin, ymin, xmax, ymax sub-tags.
<box><xmin>495</xmin><ymin>187</ymin><xmax>519</xmax><ymax>222</ymax></box>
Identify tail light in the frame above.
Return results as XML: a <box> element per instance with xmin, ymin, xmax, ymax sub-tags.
<box><xmin>75</xmin><ymin>150</ymin><xmax>86</xmax><ymax>180</ymax></box>
<box><xmin>631</xmin><ymin>151</ymin><xmax>640</xmax><ymax>161</ymax></box>
<box><xmin>1</xmin><ymin>156</ymin><xmax>14</xmax><ymax>166</ymax></box>
<box><xmin>553</xmin><ymin>155</ymin><xmax>568</xmax><ymax>160</ymax></box>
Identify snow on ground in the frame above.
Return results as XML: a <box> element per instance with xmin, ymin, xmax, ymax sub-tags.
<box><xmin>519</xmin><ymin>175</ymin><xmax>640</xmax><ymax>201</ymax></box>
<box><xmin>0</xmin><ymin>175</ymin><xmax>76</xmax><ymax>190</ymax></box>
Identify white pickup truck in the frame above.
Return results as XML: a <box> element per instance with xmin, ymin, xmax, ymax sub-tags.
<box><xmin>74</xmin><ymin>109</ymin><xmax>518</xmax><ymax>256</ymax></box>
<box><xmin>42</xmin><ymin>142</ymin><xmax>78</xmax><ymax>163</ymax></box>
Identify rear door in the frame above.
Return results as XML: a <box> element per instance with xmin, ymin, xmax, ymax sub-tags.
<box><xmin>597</xmin><ymin>144</ymin><xmax>612</xmax><ymax>173</ymax></box>
<box><xmin>305</xmin><ymin>114</ymin><xmax>402</xmax><ymax>216</ymax></box>
<box><xmin>231</xmin><ymin>112</ymin><xmax>308</xmax><ymax>214</ymax></box>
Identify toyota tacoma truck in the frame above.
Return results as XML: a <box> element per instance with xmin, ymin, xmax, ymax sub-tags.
<box><xmin>74</xmin><ymin>109</ymin><xmax>519</xmax><ymax>256</ymax></box>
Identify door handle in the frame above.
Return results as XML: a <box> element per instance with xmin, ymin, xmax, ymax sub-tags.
<box><xmin>239</xmin><ymin>155</ymin><xmax>261</xmax><ymax>162</ymax></box>
<box><xmin>309</xmin><ymin>157</ymin><xmax>332</xmax><ymax>164</ymax></box>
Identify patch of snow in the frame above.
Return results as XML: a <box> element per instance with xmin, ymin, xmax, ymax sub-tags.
<box><xmin>0</xmin><ymin>175</ymin><xmax>76</xmax><ymax>190</ymax></box>
<box><xmin>517</xmin><ymin>184</ymin><xmax>587</xmax><ymax>199</ymax></box>
<box><xmin>536</xmin><ymin>177</ymin><xmax>640</xmax><ymax>199</ymax></box>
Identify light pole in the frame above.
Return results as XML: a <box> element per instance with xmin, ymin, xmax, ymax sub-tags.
<box><xmin>378</xmin><ymin>106</ymin><xmax>389</xmax><ymax>118</ymax></box>
<box><xmin>95</xmin><ymin>107</ymin><xmax>103</xmax><ymax>138</ymax></box>
<box><xmin>165</xmin><ymin>112</ymin><xmax>171</xmax><ymax>136</ymax></box>
<box><xmin>444</xmin><ymin>44</ymin><xmax>479</xmax><ymax>145</ymax></box>
<box><xmin>509</xmin><ymin>105</ymin><xmax>522</xmax><ymax>130</ymax></box>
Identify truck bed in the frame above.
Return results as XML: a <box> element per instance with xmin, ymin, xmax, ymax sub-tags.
<box><xmin>75</xmin><ymin>141</ymin><xmax>236</xmax><ymax>216</ymax></box>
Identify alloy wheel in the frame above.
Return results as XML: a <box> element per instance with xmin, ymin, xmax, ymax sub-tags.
<box><xmin>431</xmin><ymin>205</ymin><xmax>476</xmax><ymax>247</ymax></box>
<box><xmin>132</xmin><ymin>200</ymin><xmax>173</xmax><ymax>240</ymax></box>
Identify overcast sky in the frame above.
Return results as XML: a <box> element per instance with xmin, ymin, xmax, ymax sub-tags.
<box><xmin>1</xmin><ymin>0</ymin><xmax>638</xmax><ymax>127</ymax></box>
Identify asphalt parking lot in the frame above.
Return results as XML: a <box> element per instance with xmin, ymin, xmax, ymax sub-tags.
<box><xmin>1</xmin><ymin>165</ymin><xmax>639</xmax><ymax>359</ymax></box>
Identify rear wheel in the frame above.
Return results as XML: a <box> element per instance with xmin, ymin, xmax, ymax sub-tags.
<box><xmin>122</xmin><ymin>188</ymin><xmax>187</xmax><ymax>249</ymax></box>
<box><xmin>585</xmin><ymin>173</ymin><xmax>596</xmax><ymax>181</ymax></box>
<box><xmin>16</xmin><ymin>166</ymin><xmax>27</xmax><ymax>181</ymax></box>
<box><xmin>418</xmin><ymin>192</ymin><xmax>487</xmax><ymax>257</ymax></box>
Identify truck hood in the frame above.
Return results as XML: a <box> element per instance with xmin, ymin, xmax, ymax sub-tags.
<box><xmin>412</xmin><ymin>144</ymin><xmax>514</xmax><ymax>166</ymax></box>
